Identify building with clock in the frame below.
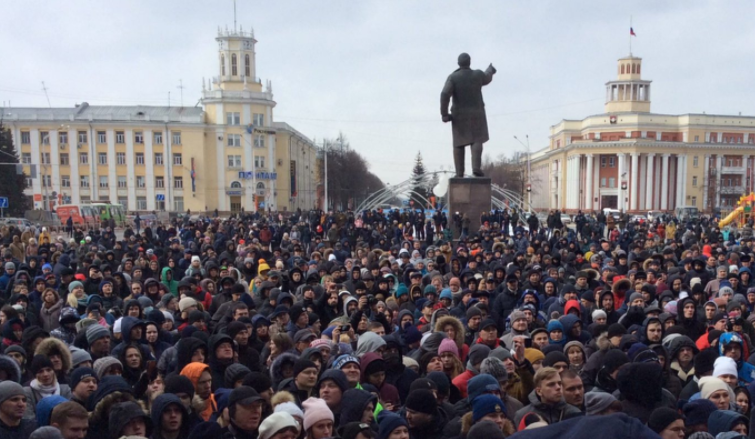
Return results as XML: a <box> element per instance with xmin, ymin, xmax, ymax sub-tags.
<box><xmin>528</xmin><ymin>54</ymin><xmax>755</xmax><ymax>214</ymax></box>
<box><xmin>2</xmin><ymin>25</ymin><xmax>320</xmax><ymax>213</ymax></box>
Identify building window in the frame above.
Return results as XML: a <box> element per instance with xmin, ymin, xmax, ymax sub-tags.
<box><xmin>253</xmin><ymin>113</ymin><xmax>264</xmax><ymax>126</ymax></box>
<box><xmin>155</xmin><ymin>176</ymin><xmax>164</xmax><ymax>188</ymax></box>
<box><xmin>136</xmin><ymin>176</ymin><xmax>145</xmax><ymax>188</ymax></box>
<box><xmin>99</xmin><ymin>176</ymin><xmax>108</xmax><ymax>188</ymax></box>
<box><xmin>601</xmin><ymin>157</ymin><xmax>607</xmax><ymax>168</ymax></box>
<box><xmin>80</xmin><ymin>196</ymin><xmax>90</xmax><ymax>203</ymax></box>
<box><xmin>21</xmin><ymin>153</ymin><xmax>31</xmax><ymax>164</ymax></box>
<box><xmin>694</xmin><ymin>135</ymin><xmax>699</xmax><ymax>142</ymax></box>
<box><xmin>115</xmin><ymin>131</ymin><xmax>125</xmax><ymax>144</ymax></box>
<box><xmin>245</xmin><ymin>54</ymin><xmax>251</xmax><ymax>77</ymax></box>
<box><xmin>254</xmin><ymin>134</ymin><xmax>265</xmax><ymax>148</ymax></box>
<box><xmin>136</xmin><ymin>197</ymin><xmax>147</xmax><ymax>210</ymax></box>
<box><xmin>97</xmin><ymin>131</ymin><xmax>107</xmax><ymax>144</ymax></box>
<box><xmin>117</xmin><ymin>152</ymin><xmax>126</xmax><ymax>165</ymax></box>
<box><xmin>60</xmin><ymin>153</ymin><xmax>69</xmax><ymax>165</ymax></box>
<box><xmin>25</xmin><ymin>177</ymin><xmax>32</xmax><ymax>187</ymax></box>
<box><xmin>154</xmin><ymin>153</ymin><xmax>163</xmax><ymax>165</ymax></box>
<box><xmin>98</xmin><ymin>153</ymin><xmax>108</xmax><ymax>165</ymax></box>
<box><xmin>254</xmin><ymin>155</ymin><xmax>265</xmax><ymax>168</ymax></box>
<box><xmin>135</xmin><ymin>153</ymin><xmax>145</xmax><ymax>165</ymax></box>
<box><xmin>78</xmin><ymin>131</ymin><xmax>87</xmax><ymax>144</ymax></box>
<box><xmin>608</xmin><ymin>177</ymin><xmax>615</xmax><ymax>188</ymax></box>
<box><xmin>608</xmin><ymin>157</ymin><xmax>615</xmax><ymax>167</ymax></box>
<box><xmin>61</xmin><ymin>176</ymin><xmax>70</xmax><ymax>188</ymax></box>
<box><xmin>39</xmin><ymin>152</ymin><xmax>50</xmax><ymax>164</ymax></box>
<box><xmin>79</xmin><ymin>153</ymin><xmax>88</xmax><ymax>164</ymax></box>
<box><xmin>228</xmin><ymin>155</ymin><xmax>242</xmax><ymax>167</ymax></box>
<box><xmin>117</xmin><ymin>176</ymin><xmax>127</xmax><ymax>188</ymax></box>
<box><xmin>710</xmin><ymin>133</ymin><xmax>717</xmax><ymax>143</ymax></box>
<box><xmin>693</xmin><ymin>156</ymin><xmax>698</xmax><ymax>167</ymax></box>
<box><xmin>42</xmin><ymin>175</ymin><xmax>51</xmax><ymax>187</ymax></box>
<box><xmin>227</xmin><ymin>134</ymin><xmax>241</xmax><ymax>147</ymax></box>
<box><xmin>118</xmin><ymin>197</ymin><xmax>128</xmax><ymax>209</ymax></box>
<box><xmin>174</xmin><ymin>176</ymin><xmax>183</xmax><ymax>189</ymax></box>
<box><xmin>174</xmin><ymin>196</ymin><xmax>184</xmax><ymax>212</ymax></box>
<box><xmin>154</xmin><ymin>132</ymin><xmax>163</xmax><ymax>144</ymax></box>
<box><xmin>692</xmin><ymin>176</ymin><xmax>698</xmax><ymax>186</ymax></box>
<box><xmin>226</xmin><ymin>112</ymin><xmax>241</xmax><ymax>125</ymax></box>
<box><xmin>80</xmin><ymin>175</ymin><xmax>90</xmax><ymax>188</ymax></box>
<box><xmin>691</xmin><ymin>196</ymin><xmax>697</xmax><ymax>206</ymax></box>
<box><xmin>231</xmin><ymin>53</ymin><xmax>238</xmax><ymax>76</ymax></box>
<box><xmin>173</xmin><ymin>154</ymin><xmax>182</xmax><ymax>165</ymax></box>
<box><xmin>135</xmin><ymin>132</ymin><xmax>144</xmax><ymax>144</ymax></box>
<box><xmin>21</xmin><ymin>132</ymin><xmax>30</xmax><ymax>144</ymax></box>
<box><xmin>59</xmin><ymin>132</ymin><xmax>68</xmax><ymax>144</ymax></box>
<box><xmin>172</xmin><ymin>132</ymin><xmax>181</xmax><ymax>145</ymax></box>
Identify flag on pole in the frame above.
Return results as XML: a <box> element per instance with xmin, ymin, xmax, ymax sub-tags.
<box><xmin>630</xmin><ymin>27</ymin><xmax>636</xmax><ymax>36</ymax></box>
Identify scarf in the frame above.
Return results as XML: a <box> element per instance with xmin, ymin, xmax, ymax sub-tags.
<box><xmin>30</xmin><ymin>379</ymin><xmax>60</xmax><ymax>398</ymax></box>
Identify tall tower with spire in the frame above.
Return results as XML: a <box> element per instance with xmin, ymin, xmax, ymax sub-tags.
<box><xmin>214</xmin><ymin>25</ymin><xmax>260</xmax><ymax>92</ymax></box>
<box><xmin>604</xmin><ymin>56</ymin><xmax>651</xmax><ymax>113</ymax></box>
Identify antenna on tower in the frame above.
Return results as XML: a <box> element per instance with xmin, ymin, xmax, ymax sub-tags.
<box><xmin>233</xmin><ymin>0</ymin><xmax>237</xmax><ymax>32</ymax></box>
<box><xmin>41</xmin><ymin>81</ymin><xmax>52</xmax><ymax>108</ymax></box>
<box><xmin>177</xmin><ymin>80</ymin><xmax>185</xmax><ymax>107</ymax></box>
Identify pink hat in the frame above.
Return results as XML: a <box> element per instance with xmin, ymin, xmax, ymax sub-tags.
<box><xmin>302</xmin><ymin>397</ymin><xmax>334</xmax><ymax>431</ymax></box>
<box><xmin>438</xmin><ymin>338</ymin><xmax>459</xmax><ymax>358</ymax></box>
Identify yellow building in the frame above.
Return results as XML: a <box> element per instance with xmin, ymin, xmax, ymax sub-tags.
<box><xmin>3</xmin><ymin>26</ymin><xmax>319</xmax><ymax>214</ymax></box>
<box><xmin>528</xmin><ymin>54</ymin><xmax>755</xmax><ymax>214</ymax></box>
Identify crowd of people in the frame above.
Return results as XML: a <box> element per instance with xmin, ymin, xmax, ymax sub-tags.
<box><xmin>0</xmin><ymin>207</ymin><xmax>754</xmax><ymax>439</ymax></box>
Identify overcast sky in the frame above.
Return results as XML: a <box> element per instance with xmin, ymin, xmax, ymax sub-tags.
<box><xmin>3</xmin><ymin>1</ymin><xmax>755</xmax><ymax>185</ymax></box>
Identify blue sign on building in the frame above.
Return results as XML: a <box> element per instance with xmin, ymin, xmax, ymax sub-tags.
<box><xmin>238</xmin><ymin>171</ymin><xmax>277</xmax><ymax>180</ymax></box>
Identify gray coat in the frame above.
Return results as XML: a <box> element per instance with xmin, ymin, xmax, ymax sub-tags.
<box><xmin>440</xmin><ymin>66</ymin><xmax>495</xmax><ymax>147</ymax></box>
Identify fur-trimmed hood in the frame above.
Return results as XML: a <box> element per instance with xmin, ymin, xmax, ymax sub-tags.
<box><xmin>435</xmin><ymin>315</ymin><xmax>465</xmax><ymax>350</ymax></box>
<box><xmin>270</xmin><ymin>352</ymin><xmax>299</xmax><ymax>390</ymax></box>
<box><xmin>460</xmin><ymin>411</ymin><xmax>515</xmax><ymax>439</ymax></box>
<box><xmin>0</xmin><ymin>354</ymin><xmax>22</xmax><ymax>383</ymax></box>
<box><xmin>35</xmin><ymin>337</ymin><xmax>72</xmax><ymax>373</ymax></box>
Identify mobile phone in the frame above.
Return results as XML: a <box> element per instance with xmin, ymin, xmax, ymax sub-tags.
<box><xmin>340</xmin><ymin>325</ymin><xmax>351</xmax><ymax>332</ymax></box>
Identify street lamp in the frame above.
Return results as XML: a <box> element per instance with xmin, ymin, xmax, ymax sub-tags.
<box><xmin>514</xmin><ymin>135</ymin><xmax>531</xmax><ymax>209</ymax></box>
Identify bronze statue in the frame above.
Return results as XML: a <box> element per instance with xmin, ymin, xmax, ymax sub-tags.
<box><xmin>440</xmin><ymin>53</ymin><xmax>496</xmax><ymax>177</ymax></box>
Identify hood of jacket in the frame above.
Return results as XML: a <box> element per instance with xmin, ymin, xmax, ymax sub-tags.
<box><xmin>355</xmin><ymin>331</ymin><xmax>387</xmax><ymax>357</ymax></box>
<box><xmin>34</xmin><ymin>337</ymin><xmax>72</xmax><ymax>373</ymax></box>
<box><xmin>175</xmin><ymin>337</ymin><xmax>207</xmax><ymax>373</ymax></box>
<box><xmin>109</xmin><ymin>401</ymin><xmax>153</xmax><ymax>439</ymax></box>
<box><xmin>119</xmin><ymin>316</ymin><xmax>146</xmax><ymax>344</ymax></box>
<box><xmin>151</xmin><ymin>394</ymin><xmax>189</xmax><ymax>439</ymax></box>
<box><xmin>339</xmin><ymin>388</ymin><xmax>377</xmax><ymax>427</ymax></box>
<box><xmin>434</xmin><ymin>315</ymin><xmax>465</xmax><ymax>349</ymax></box>
<box><xmin>0</xmin><ymin>354</ymin><xmax>22</xmax><ymax>383</ymax></box>
<box><xmin>270</xmin><ymin>352</ymin><xmax>299</xmax><ymax>389</ymax></box>
<box><xmin>180</xmin><ymin>361</ymin><xmax>211</xmax><ymax>389</ymax></box>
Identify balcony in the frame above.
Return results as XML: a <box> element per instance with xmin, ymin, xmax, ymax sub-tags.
<box><xmin>720</xmin><ymin>185</ymin><xmax>745</xmax><ymax>195</ymax></box>
<box><xmin>721</xmin><ymin>166</ymin><xmax>746</xmax><ymax>174</ymax></box>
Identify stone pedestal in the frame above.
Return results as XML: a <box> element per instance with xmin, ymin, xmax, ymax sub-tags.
<box><xmin>447</xmin><ymin>177</ymin><xmax>491</xmax><ymax>238</ymax></box>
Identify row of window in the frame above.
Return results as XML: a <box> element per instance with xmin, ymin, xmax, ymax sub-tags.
<box><xmin>226</xmin><ymin>133</ymin><xmax>266</xmax><ymax>148</ymax></box>
<box><xmin>22</xmin><ymin>152</ymin><xmax>182</xmax><ymax>166</ymax></box>
<box><xmin>39</xmin><ymin>175</ymin><xmax>184</xmax><ymax>189</ymax></box>
<box><xmin>226</xmin><ymin>112</ymin><xmax>265</xmax><ymax>127</ymax></box>
<box><xmin>227</xmin><ymin>155</ymin><xmax>266</xmax><ymax>168</ymax></box>
<box><xmin>20</xmin><ymin>131</ymin><xmax>181</xmax><ymax>146</ymax></box>
<box><xmin>221</xmin><ymin>53</ymin><xmax>251</xmax><ymax>78</ymax></box>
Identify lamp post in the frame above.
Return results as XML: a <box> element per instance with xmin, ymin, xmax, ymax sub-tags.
<box><xmin>323</xmin><ymin>142</ymin><xmax>328</xmax><ymax>212</ymax></box>
<box><xmin>514</xmin><ymin>135</ymin><xmax>531</xmax><ymax>210</ymax></box>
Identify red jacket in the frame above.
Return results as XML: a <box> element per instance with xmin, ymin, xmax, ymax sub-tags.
<box><xmin>452</xmin><ymin>369</ymin><xmax>476</xmax><ymax>399</ymax></box>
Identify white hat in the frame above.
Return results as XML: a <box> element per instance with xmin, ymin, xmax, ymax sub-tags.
<box><xmin>699</xmin><ymin>376</ymin><xmax>730</xmax><ymax>400</ymax></box>
<box><xmin>259</xmin><ymin>412</ymin><xmax>300</xmax><ymax>439</ymax></box>
<box><xmin>191</xmin><ymin>255</ymin><xmax>201</xmax><ymax>264</ymax></box>
<box><xmin>113</xmin><ymin>317</ymin><xmax>123</xmax><ymax>334</ymax></box>
<box><xmin>713</xmin><ymin>356</ymin><xmax>738</xmax><ymax>380</ymax></box>
<box><xmin>591</xmin><ymin>309</ymin><xmax>607</xmax><ymax>321</ymax></box>
<box><xmin>274</xmin><ymin>401</ymin><xmax>304</xmax><ymax>420</ymax></box>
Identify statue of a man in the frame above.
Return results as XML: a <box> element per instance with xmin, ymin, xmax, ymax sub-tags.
<box><xmin>440</xmin><ymin>53</ymin><xmax>496</xmax><ymax>177</ymax></box>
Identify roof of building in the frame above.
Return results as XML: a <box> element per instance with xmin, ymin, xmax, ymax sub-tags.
<box><xmin>272</xmin><ymin>121</ymin><xmax>316</xmax><ymax>146</ymax></box>
<box><xmin>3</xmin><ymin>103</ymin><xmax>205</xmax><ymax>124</ymax></box>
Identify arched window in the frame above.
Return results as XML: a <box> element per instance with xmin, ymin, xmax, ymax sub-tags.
<box><xmin>631</xmin><ymin>64</ymin><xmax>636</xmax><ymax>74</ymax></box>
<box><xmin>221</xmin><ymin>54</ymin><xmax>226</xmax><ymax>76</ymax></box>
<box><xmin>637</xmin><ymin>64</ymin><xmax>641</xmax><ymax>74</ymax></box>
<box><xmin>245</xmin><ymin>54</ymin><xmax>251</xmax><ymax>77</ymax></box>
<box><xmin>231</xmin><ymin>54</ymin><xmax>238</xmax><ymax>76</ymax></box>
<box><xmin>230</xmin><ymin>181</ymin><xmax>242</xmax><ymax>189</ymax></box>
<box><xmin>621</xmin><ymin>64</ymin><xmax>625</xmax><ymax>74</ymax></box>
<box><xmin>256</xmin><ymin>181</ymin><xmax>266</xmax><ymax>196</ymax></box>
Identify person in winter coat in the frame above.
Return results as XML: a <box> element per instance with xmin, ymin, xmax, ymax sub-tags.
<box><xmin>22</xmin><ymin>355</ymin><xmax>72</xmax><ymax>420</ymax></box>
<box><xmin>404</xmin><ymin>388</ymin><xmax>452</xmax><ymax>439</ymax></box>
<box><xmin>34</xmin><ymin>337</ymin><xmax>72</xmax><ymax>386</ymax></box>
<box><xmin>150</xmin><ymin>393</ymin><xmax>190</xmax><ymax>439</ymax></box>
<box><xmin>180</xmin><ymin>362</ymin><xmax>217</xmax><ymax>422</ymax></box>
<box><xmin>360</xmin><ymin>352</ymin><xmax>400</xmax><ymax>411</ymax></box>
<box><xmin>719</xmin><ymin>332</ymin><xmax>755</xmax><ymax>385</ymax></box>
<box><xmin>160</xmin><ymin>266</ymin><xmax>178</xmax><ymax>297</ymax></box>
<box><xmin>513</xmin><ymin>367</ymin><xmax>581</xmax><ymax>426</ymax></box>
<box><xmin>108</xmin><ymin>400</ymin><xmax>153</xmax><ymax>439</ymax></box>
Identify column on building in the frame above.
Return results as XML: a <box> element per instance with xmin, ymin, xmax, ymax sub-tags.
<box><xmin>125</xmin><ymin>129</ymin><xmax>137</xmax><ymax>211</ymax></box>
<box><xmin>617</xmin><ymin>153</ymin><xmax>626</xmax><ymax>211</ymax></box>
<box><xmin>68</xmin><ymin>129</ymin><xmax>80</xmax><ymax>204</ymax></box>
<box><xmin>660</xmin><ymin>153</ymin><xmax>670</xmax><ymax>210</ymax></box>
<box><xmin>630</xmin><ymin>152</ymin><xmax>639</xmax><ymax>211</ymax></box>
<box><xmin>702</xmin><ymin>155</ymin><xmax>710</xmax><ymax>209</ymax></box>
<box><xmin>585</xmin><ymin>154</ymin><xmax>593</xmax><ymax>212</ymax></box>
<box><xmin>716</xmin><ymin>155</ymin><xmax>723</xmax><ymax>207</ymax></box>
<box><xmin>107</xmin><ymin>129</ymin><xmax>117</xmax><ymax>203</ymax></box>
<box><xmin>744</xmin><ymin>155</ymin><xmax>750</xmax><ymax>193</ymax></box>
<box><xmin>645</xmin><ymin>153</ymin><xmax>655</xmax><ymax>210</ymax></box>
<box><xmin>676</xmin><ymin>155</ymin><xmax>685</xmax><ymax>208</ymax></box>
<box><xmin>144</xmin><ymin>130</ymin><xmax>155</xmax><ymax>211</ymax></box>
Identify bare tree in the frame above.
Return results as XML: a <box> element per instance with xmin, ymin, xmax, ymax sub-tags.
<box><xmin>319</xmin><ymin>134</ymin><xmax>385</xmax><ymax>210</ymax></box>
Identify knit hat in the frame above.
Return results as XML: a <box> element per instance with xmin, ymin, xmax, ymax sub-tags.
<box><xmin>713</xmin><ymin>356</ymin><xmax>738</xmax><ymax>379</ymax></box>
<box><xmin>509</xmin><ymin>310</ymin><xmax>526</xmax><ymax>323</ymax></box>
<box><xmin>86</xmin><ymin>324</ymin><xmax>110</xmax><ymax>345</ymax></box>
<box><xmin>404</xmin><ymin>389</ymin><xmax>436</xmax><ymax>415</ymax></box>
<box><xmin>70</xmin><ymin>367</ymin><xmax>97</xmax><ymax>389</ymax></box>
<box><xmin>694</xmin><ymin>348</ymin><xmax>719</xmax><ymax>376</ymax></box>
<box><xmin>543</xmin><ymin>351</ymin><xmax>569</xmax><ymax>368</ymax></box>
<box><xmin>467</xmin><ymin>343</ymin><xmax>491</xmax><ymax>367</ymax></box>
<box><xmin>466</xmin><ymin>306</ymin><xmax>482</xmax><ymax>320</ymax></box>
<box><xmin>467</xmin><ymin>421</ymin><xmax>505</xmax><ymax>439</ymax></box>
<box><xmin>647</xmin><ymin>407</ymin><xmax>683</xmax><ymax>434</ymax></box>
<box><xmin>225</xmin><ymin>363</ymin><xmax>252</xmax><ymax>388</ymax></box>
<box><xmin>584</xmin><ymin>391</ymin><xmax>620</xmax><ymax>416</ymax></box>
<box><xmin>524</xmin><ymin>348</ymin><xmax>545</xmax><ymax>365</ymax></box>
<box><xmin>404</xmin><ymin>325</ymin><xmax>422</xmax><ymax>345</ymax></box>
<box><xmin>70</xmin><ymin>348</ymin><xmax>92</xmax><ymax>368</ymax></box>
<box><xmin>607</xmin><ymin>323</ymin><xmax>627</xmax><ymax>339</ymax></box>
<box><xmin>93</xmin><ymin>357</ymin><xmax>122</xmax><ymax>379</ymax></box>
<box><xmin>164</xmin><ymin>375</ymin><xmax>195</xmax><ymax>399</ymax></box>
<box><xmin>293</xmin><ymin>359</ymin><xmax>317</xmax><ymax>378</ymax></box>
<box><xmin>489</xmin><ymin>347</ymin><xmax>513</xmax><ymax>362</ymax></box>
<box><xmin>302</xmin><ymin>397</ymin><xmax>334</xmax><ymax>431</ymax></box>
<box><xmin>0</xmin><ymin>381</ymin><xmax>24</xmax><ymax>404</ymax></box>
<box><xmin>683</xmin><ymin>399</ymin><xmax>718</xmax><ymax>427</ymax></box>
<box><xmin>426</xmin><ymin>372</ymin><xmax>450</xmax><ymax>397</ymax></box>
<box><xmin>68</xmin><ymin>281</ymin><xmax>84</xmax><ymax>293</ymax></box>
<box><xmin>179</xmin><ymin>297</ymin><xmax>197</xmax><ymax>312</ymax></box>
<box><xmin>30</xmin><ymin>426</ymin><xmax>64</xmax><ymax>439</ymax></box>
<box><xmin>258</xmin><ymin>412</ymin><xmax>300</xmax><ymax>439</ymax></box>
<box><xmin>30</xmin><ymin>355</ymin><xmax>54</xmax><ymax>375</ymax></box>
<box><xmin>479</xmin><ymin>357</ymin><xmax>508</xmax><ymax>383</ymax></box>
<box><xmin>274</xmin><ymin>401</ymin><xmax>304</xmax><ymax>420</ymax></box>
<box><xmin>698</xmin><ymin>376</ymin><xmax>729</xmax><ymax>400</ymax></box>
<box><xmin>591</xmin><ymin>309</ymin><xmax>607</xmax><ymax>321</ymax></box>
<box><xmin>472</xmin><ymin>394</ymin><xmax>506</xmax><ymax>422</ymax></box>
<box><xmin>377</xmin><ymin>410</ymin><xmax>409</xmax><ymax>439</ymax></box>
<box><xmin>438</xmin><ymin>338</ymin><xmax>459</xmax><ymax>358</ymax></box>
<box><xmin>467</xmin><ymin>374</ymin><xmax>500</xmax><ymax>401</ymax></box>
<box><xmin>333</xmin><ymin>355</ymin><xmax>360</xmax><ymax>371</ymax></box>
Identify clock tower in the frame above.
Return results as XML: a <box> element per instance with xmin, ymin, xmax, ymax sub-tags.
<box><xmin>215</xmin><ymin>26</ymin><xmax>260</xmax><ymax>92</ymax></box>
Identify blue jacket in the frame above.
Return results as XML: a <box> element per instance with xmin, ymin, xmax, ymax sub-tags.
<box><xmin>509</xmin><ymin>412</ymin><xmax>660</xmax><ymax>439</ymax></box>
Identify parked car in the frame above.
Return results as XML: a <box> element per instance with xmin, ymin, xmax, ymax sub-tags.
<box><xmin>630</xmin><ymin>215</ymin><xmax>646</xmax><ymax>224</ymax></box>
<box><xmin>602</xmin><ymin>208</ymin><xmax>621</xmax><ymax>220</ymax></box>
<box><xmin>646</xmin><ymin>210</ymin><xmax>663</xmax><ymax>222</ymax></box>
<box><xmin>560</xmin><ymin>213</ymin><xmax>572</xmax><ymax>224</ymax></box>
<box><xmin>1</xmin><ymin>217</ymin><xmax>33</xmax><ymax>229</ymax></box>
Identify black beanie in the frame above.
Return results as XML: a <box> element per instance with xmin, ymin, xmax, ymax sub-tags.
<box><xmin>164</xmin><ymin>374</ymin><xmax>195</xmax><ymax>399</ymax></box>
<box><xmin>647</xmin><ymin>407</ymin><xmax>683</xmax><ymax>434</ymax></box>
<box><xmin>601</xmin><ymin>349</ymin><xmax>630</xmax><ymax>373</ymax></box>
<box><xmin>226</xmin><ymin>321</ymin><xmax>247</xmax><ymax>340</ymax></box>
<box><xmin>607</xmin><ymin>323</ymin><xmax>626</xmax><ymax>339</ymax></box>
<box><xmin>694</xmin><ymin>348</ymin><xmax>719</xmax><ymax>376</ymax></box>
<box><xmin>293</xmin><ymin>359</ymin><xmax>317</xmax><ymax>378</ymax></box>
<box><xmin>242</xmin><ymin>372</ymin><xmax>273</xmax><ymax>394</ymax></box>
<box><xmin>30</xmin><ymin>354</ymin><xmax>54</xmax><ymax>375</ymax></box>
<box><xmin>232</xmin><ymin>284</ymin><xmax>246</xmax><ymax>295</ymax></box>
<box><xmin>543</xmin><ymin>351</ymin><xmax>569</xmax><ymax>368</ymax></box>
<box><xmin>405</xmin><ymin>389</ymin><xmax>437</xmax><ymax>415</ymax></box>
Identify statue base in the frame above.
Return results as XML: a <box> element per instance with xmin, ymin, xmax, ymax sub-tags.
<box><xmin>447</xmin><ymin>177</ymin><xmax>492</xmax><ymax>239</ymax></box>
